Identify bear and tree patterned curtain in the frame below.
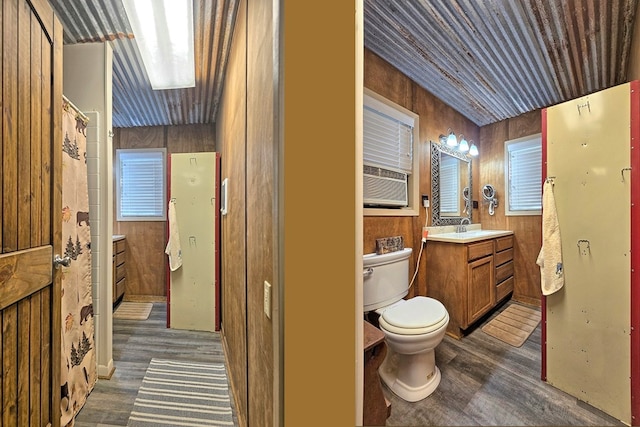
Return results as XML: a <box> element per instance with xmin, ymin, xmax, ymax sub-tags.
<box><xmin>60</xmin><ymin>98</ymin><xmax>96</xmax><ymax>426</ymax></box>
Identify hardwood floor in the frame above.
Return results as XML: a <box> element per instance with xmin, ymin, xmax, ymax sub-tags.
<box><xmin>384</xmin><ymin>301</ymin><xmax>626</xmax><ymax>426</ymax></box>
<box><xmin>75</xmin><ymin>300</ymin><xmax>625</xmax><ymax>426</ymax></box>
<box><xmin>74</xmin><ymin>302</ymin><xmax>237</xmax><ymax>427</ymax></box>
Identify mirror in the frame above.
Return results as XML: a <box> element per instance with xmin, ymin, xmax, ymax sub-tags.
<box><xmin>430</xmin><ymin>142</ymin><xmax>472</xmax><ymax>226</ymax></box>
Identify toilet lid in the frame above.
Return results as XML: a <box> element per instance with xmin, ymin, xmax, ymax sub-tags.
<box><xmin>379</xmin><ymin>296</ymin><xmax>448</xmax><ymax>335</ymax></box>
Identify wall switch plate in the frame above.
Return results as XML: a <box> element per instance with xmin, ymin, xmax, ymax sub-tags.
<box><xmin>264</xmin><ymin>281</ymin><xmax>272</xmax><ymax>319</ymax></box>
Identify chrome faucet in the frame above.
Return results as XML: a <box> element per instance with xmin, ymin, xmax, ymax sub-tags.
<box><xmin>457</xmin><ymin>217</ymin><xmax>471</xmax><ymax>233</ymax></box>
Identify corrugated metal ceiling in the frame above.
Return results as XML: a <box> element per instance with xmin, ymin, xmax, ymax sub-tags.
<box><xmin>49</xmin><ymin>0</ymin><xmax>638</xmax><ymax>128</ymax></box>
<box><xmin>49</xmin><ymin>0</ymin><xmax>239</xmax><ymax>128</ymax></box>
<box><xmin>364</xmin><ymin>0</ymin><xmax>638</xmax><ymax>126</ymax></box>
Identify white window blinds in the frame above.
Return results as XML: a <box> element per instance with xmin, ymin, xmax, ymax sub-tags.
<box><xmin>439</xmin><ymin>154</ymin><xmax>459</xmax><ymax>214</ymax></box>
<box><xmin>505</xmin><ymin>136</ymin><xmax>542</xmax><ymax>215</ymax></box>
<box><xmin>363</xmin><ymin>94</ymin><xmax>414</xmax><ymax>173</ymax></box>
<box><xmin>116</xmin><ymin>149</ymin><xmax>167</xmax><ymax>221</ymax></box>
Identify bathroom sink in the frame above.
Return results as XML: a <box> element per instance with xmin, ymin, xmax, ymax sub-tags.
<box><xmin>426</xmin><ymin>229</ymin><xmax>513</xmax><ymax>243</ymax></box>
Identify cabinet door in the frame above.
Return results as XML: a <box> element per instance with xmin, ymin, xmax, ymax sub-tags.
<box><xmin>467</xmin><ymin>255</ymin><xmax>494</xmax><ymax>325</ymax></box>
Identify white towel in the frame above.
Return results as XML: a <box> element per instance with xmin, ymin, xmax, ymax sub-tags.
<box><xmin>536</xmin><ymin>180</ymin><xmax>564</xmax><ymax>295</ymax></box>
<box><xmin>165</xmin><ymin>200</ymin><xmax>183</xmax><ymax>271</ymax></box>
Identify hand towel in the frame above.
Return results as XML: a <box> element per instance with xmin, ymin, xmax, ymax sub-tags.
<box><xmin>165</xmin><ymin>200</ymin><xmax>183</xmax><ymax>271</ymax></box>
<box><xmin>536</xmin><ymin>180</ymin><xmax>564</xmax><ymax>295</ymax></box>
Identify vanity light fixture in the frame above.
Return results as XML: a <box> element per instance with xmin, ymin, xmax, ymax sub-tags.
<box><xmin>123</xmin><ymin>0</ymin><xmax>195</xmax><ymax>90</ymax></box>
<box><xmin>438</xmin><ymin>129</ymin><xmax>479</xmax><ymax>157</ymax></box>
<box><xmin>446</xmin><ymin>129</ymin><xmax>458</xmax><ymax>147</ymax></box>
<box><xmin>469</xmin><ymin>142</ymin><xmax>479</xmax><ymax>157</ymax></box>
<box><xmin>458</xmin><ymin>135</ymin><xmax>469</xmax><ymax>152</ymax></box>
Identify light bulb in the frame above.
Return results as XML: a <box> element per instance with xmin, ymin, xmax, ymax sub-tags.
<box><xmin>459</xmin><ymin>135</ymin><xmax>469</xmax><ymax>152</ymax></box>
<box><xmin>469</xmin><ymin>143</ymin><xmax>479</xmax><ymax>156</ymax></box>
<box><xmin>446</xmin><ymin>131</ymin><xmax>457</xmax><ymax>147</ymax></box>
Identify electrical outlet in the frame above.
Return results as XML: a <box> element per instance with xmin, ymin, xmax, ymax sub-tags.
<box><xmin>264</xmin><ymin>281</ymin><xmax>272</xmax><ymax>319</ymax></box>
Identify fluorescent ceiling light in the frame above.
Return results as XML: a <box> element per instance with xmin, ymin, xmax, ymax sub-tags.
<box><xmin>123</xmin><ymin>0</ymin><xmax>195</xmax><ymax>90</ymax></box>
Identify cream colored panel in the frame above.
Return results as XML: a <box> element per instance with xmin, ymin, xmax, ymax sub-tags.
<box><xmin>546</xmin><ymin>83</ymin><xmax>630</xmax><ymax>423</ymax></box>
<box><xmin>169</xmin><ymin>152</ymin><xmax>217</xmax><ymax>332</ymax></box>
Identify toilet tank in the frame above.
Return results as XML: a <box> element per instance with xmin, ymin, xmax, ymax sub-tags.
<box><xmin>363</xmin><ymin>248</ymin><xmax>412</xmax><ymax>312</ymax></box>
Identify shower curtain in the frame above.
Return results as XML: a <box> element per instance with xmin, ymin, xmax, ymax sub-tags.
<box><xmin>60</xmin><ymin>98</ymin><xmax>96</xmax><ymax>426</ymax></box>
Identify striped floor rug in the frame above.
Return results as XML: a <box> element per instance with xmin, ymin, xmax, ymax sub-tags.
<box><xmin>127</xmin><ymin>359</ymin><xmax>235</xmax><ymax>426</ymax></box>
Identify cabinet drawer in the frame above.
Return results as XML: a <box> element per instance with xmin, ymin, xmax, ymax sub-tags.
<box><xmin>115</xmin><ymin>240</ymin><xmax>125</xmax><ymax>254</ymax></box>
<box><xmin>496</xmin><ymin>260</ymin><xmax>514</xmax><ymax>283</ymax></box>
<box><xmin>116</xmin><ymin>252</ymin><xmax>125</xmax><ymax>266</ymax></box>
<box><xmin>116</xmin><ymin>263</ymin><xmax>126</xmax><ymax>282</ymax></box>
<box><xmin>116</xmin><ymin>277</ymin><xmax>125</xmax><ymax>300</ymax></box>
<box><xmin>495</xmin><ymin>248</ymin><xmax>514</xmax><ymax>267</ymax></box>
<box><xmin>496</xmin><ymin>276</ymin><xmax>514</xmax><ymax>302</ymax></box>
<box><xmin>468</xmin><ymin>240</ymin><xmax>494</xmax><ymax>261</ymax></box>
<box><xmin>495</xmin><ymin>235</ymin><xmax>513</xmax><ymax>252</ymax></box>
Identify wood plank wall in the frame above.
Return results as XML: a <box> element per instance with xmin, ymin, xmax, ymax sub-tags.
<box><xmin>364</xmin><ymin>49</ymin><xmax>480</xmax><ymax>298</ymax></box>
<box><xmin>364</xmin><ymin>49</ymin><xmax>542</xmax><ymax>306</ymax></box>
<box><xmin>216</xmin><ymin>0</ymin><xmax>248</xmax><ymax>424</ymax></box>
<box><xmin>112</xmin><ymin>124</ymin><xmax>216</xmax><ymax>299</ymax></box>
<box><xmin>216</xmin><ymin>0</ymin><xmax>278</xmax><ymax>424</ymax></box>
<box><xmin>479</xmin><ymin>112</ymin><xmax>542</xmax><ymax>306</ymax></box>
<box><xmin>246</xmin><ymin>0</ymin><xmax>275</xmax><ymax>425</ymax></box>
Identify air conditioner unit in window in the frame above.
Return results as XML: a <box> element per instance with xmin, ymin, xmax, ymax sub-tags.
<box><xmin>363</xmin><ymin>165</ymin><xmax>408</xmax><ymax>207</ymax></box>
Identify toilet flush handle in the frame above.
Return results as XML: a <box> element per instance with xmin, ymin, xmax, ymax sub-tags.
<box><xmin>363</xmin><ymin>267</ymin><xmax>373</xmax><ymax>278</ymax></box>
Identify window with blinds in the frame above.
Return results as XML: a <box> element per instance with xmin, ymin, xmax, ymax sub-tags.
<box><xmin>363</xmin><ymin>90</ymin><xmax>418</xmax><ymax>212</ymax></box>
<box><xmin>116</xmin><ymin>148</ymin><xmax>167</xmax><ymax>221</ymax></box>
<box><xmin>504</xmin><ymin>134</ymin><xmax>542</xmax><ymax>216</ymax></box>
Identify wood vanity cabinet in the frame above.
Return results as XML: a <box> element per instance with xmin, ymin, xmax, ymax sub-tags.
<box><xmin>113</xmin><ymin>238</ymin><xmax>126</xmax><ymax>305</ymax></box>
<box><xmin>426</xmin><ymin>234</ymin><xmax>514</xmax><ymax>339</ymax></box>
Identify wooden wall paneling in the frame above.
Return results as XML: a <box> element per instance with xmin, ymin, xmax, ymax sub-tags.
<box><xmin>506</xmin><ymin>110</ymin><xmax>542</xmax><ymax>305</ymax></box>
<box><xmin>114</xmin><ymin>126</ymin><xmax>165</xmax><ymax>149</ymax></box>
<box><xmin>478</xmin><ymin>120</ymin><xmax>508</xmax><ymax>230</ymax></box>
<box><xmin>166</xmin><ymin>124</ymin><xmax>216</xmax><ymax>153</ymax></box>
<box><xmin>247</xmin><ymin>0</ymin><xmax>275</xmax><ymax>422</ymax></box>
<box><xmin>511</xmin><ymin>217</ymin><xmax>542</xmax><ymax>305</ymax></box>
<box><xmin>364</xmin><ymin>49</ymin><xmax>413</xmax><ymax>109</ymax></box>
<box><xmin>216</xmin><ymin>0</ymin><xmax>248</xmax><ymax>424</ymax></box>
<box><xmin>113</xmin><ymin>127</ymin><xmax>166</xmax><ymax>299</ymax></box>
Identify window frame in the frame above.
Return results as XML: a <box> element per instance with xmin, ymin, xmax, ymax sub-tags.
<box><xmin>504</xmin><ymin>133</ymin><xmax>542</xmax><ymax>216</ymax></box>
<box><xmin>363</xmin><ymin>88</ymin><xmax>420</xmax><ymax>217</ymax></box>
<box><xmin>115</xmin><ymin>148</ymin><xmax>167</xmax><ymax>222</ymax></box>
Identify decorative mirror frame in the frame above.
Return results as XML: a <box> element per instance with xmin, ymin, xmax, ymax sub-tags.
<box><xmin>430</xmin><ymin>142</ymin><xmax>473</xmax><ymax>226</ymax></box>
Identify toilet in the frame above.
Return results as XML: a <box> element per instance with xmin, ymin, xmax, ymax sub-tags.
<box><xmin>364</xmin><ymin>247</ymin><xmax>449</xmax><ymax>402</ymax></box>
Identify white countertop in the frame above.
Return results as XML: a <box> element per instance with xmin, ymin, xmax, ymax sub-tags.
<box><xmin>113</xmin><ymin>234</ymin><xmax>126</xmax><ymax>241</ymax></box>
<box><xmin>425</xmin><ymin>225</ymin><xmax>513</xmax><ymax>244</ymax></box>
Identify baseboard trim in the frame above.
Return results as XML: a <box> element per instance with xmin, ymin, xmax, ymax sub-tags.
<box><xmin>97</xmin><ymin>359</ymin><xmax>115</xmax><ymax>379</ymax></box>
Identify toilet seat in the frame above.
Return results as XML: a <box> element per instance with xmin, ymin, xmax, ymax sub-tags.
<box><xmin>379</xmin><ymin>296</ymin><xmax>448</xmax><ymax>335</ymax></box>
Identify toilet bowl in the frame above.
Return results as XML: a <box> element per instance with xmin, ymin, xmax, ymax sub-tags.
<box><xmin>363</xmin><ymin>248</ymin><xmax>449</xmax><ymax>402</ymax></box>
<box><xmin>376</xmin><ymin>296</ymin><xmax>449</xmax><ymax>402</ymax></box>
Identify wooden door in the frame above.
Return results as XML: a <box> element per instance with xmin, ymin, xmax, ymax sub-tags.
<box><xmin>0</xmin><ymin>0</ymin><xmax>63</xmax><ymax>425</ymax></box>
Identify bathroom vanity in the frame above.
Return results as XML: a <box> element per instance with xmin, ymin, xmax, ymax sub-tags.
<box><xmin>425</xmin><ymin>227</ymin><xmax>514</xmax><ymax>339</ymax></box>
